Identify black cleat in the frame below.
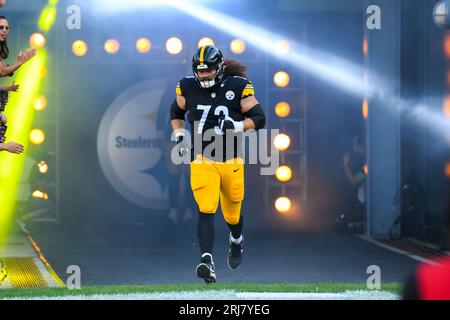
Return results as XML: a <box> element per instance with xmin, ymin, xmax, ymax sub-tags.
<box><xmin>196</xmin><ymin>254</ymin><xmax>216</xmax><ymax>284</ymax></box>
<box><xmin>227</xmin><ymin>234</ymin><xmax>243</xmax><ymax>270</ymax></box>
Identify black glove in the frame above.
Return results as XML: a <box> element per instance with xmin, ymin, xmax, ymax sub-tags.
<box><xmin>175</xmin><ymin>134</ymin><xmax>190</xmax><ymax>157</ymax></box>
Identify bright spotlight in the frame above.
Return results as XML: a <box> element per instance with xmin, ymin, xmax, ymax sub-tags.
<box><xmin>166</xmin><ymin>37</ymin><xmax>183</xmax><ymax>55</ymax></box>
<box><xmin>30</xmin><ymin>33</ymin><xmax>46</xmax><ymax>49</ymax></box>
<box><xmin>275</xmin><ymin>101</ymin><xmax>291</xmax><ymax>118</ymax></box>
<box><xmin>276</xmin><ymin>166</ymin><xmax>292</xmax><ymax>182</ymax></box>
<box><xmin>198</xmin><ymin>37</ymin><xmax>215</xmax><ymax>48</ymax></box>
<box><xmin>0</xmin><ymin>51</ymin><xmax>46</xmax><ymax>243</ymax></box>
<box><xmin>275</xmin><ymin>196</ymin><xmax>291</xmax><ymax>213</ymax></box>
<box><xmin>32</xmin><ymin>190</ymin><xmax>49</xmax><ymax>200</ymax></box>
<box><xmin>363</xmin><ymin>35</ymin><xmax>368</xmax><ymax>57</ymax></box>
<box><xmin>34</xmin><ymin>95</ymin><xmax>47</xmax><ymax>111</ymax></box>
<box><xmin>230</xmin><ymin>39</ymin><xmax>246</xmax><ymax>54</ymax></box>
<box><xmin>91</xmin><ymin>0</ymin><xmax>167</xmax><ymax>14</ymax></box>
<box><xmin>40</xmin><ymin>66</ymin><xmax>48</xmax><ymax>79</ymax></box>
<box><xmin>274</xmin><ymin>71</ymin><xmax>290</xmax><ymax>87</ymax></box>
<box><xmin>444</xmin><ymin>96</ymin><xmax>450</xmax><ymax>118</ymax></box>
<box><xmin>39</xmin><ymin>5</ymin><xmax>57</xmax><ymax>32</ymax></box>
<box><xmin>273</xmin><ymin>133</ymin><xmax>291</xmax><ymax>151</ymax></box>
<box><xmin>446</xmin><ymin>162</ymin><xmax>450</xmax><ymax>177</ymax></box>
<box><xmin>445</xmin><ymin>34</ymin><xmax>450</xmax><ymax>58</ymax></box>
<box><xmin>275</xmin><ymin>40</ymin><xmax>290</xmax><ymax>55</ymax></box>
<box><xmin>362</xmin><ymin>99</ymin><xmax>369</xmax><ymax>120</ymax></box>
<box><xmin>166</xmin><ymin>0</ymin><xmax>450</xmax><ymax>141</ymax></box>
<box><xmin>72</xmin><ymin>40</ymin><xmax>88</xmax><ymax>57</ymax></box>
<box><xmin>363</xmin><ymin>70</ymin><xmax>368</xmax><ymax>84</ymax></box>
<box><xmin>167</xmin><ymin>2</ymin><xmax>370</xmax><ymax>95</ymax></box>
<box><xmin>136</xmin><ymin>38</ymin><xmax>152</xmax><ymax>53</ymax></box>
<box><xmin>104</xmin><ymin>39</ymin><xmax>120</xmax><ymax>54</ymax></box>
<box><xmin>38</xmin><ymin>161</ymin><xmax>49</xmax><ymax>174</ymax></box>
<box><xmin>30</xmin><ymin>129</ymin><xmax>45</xmax><ymax>145</ymax></box>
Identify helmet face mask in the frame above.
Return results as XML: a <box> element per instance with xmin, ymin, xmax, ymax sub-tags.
<box><xmin>194</xmin><ymin>67</ymin><xmax>219</xmax><ymax>89</ymax></box>
<box><xmin>192</xmin><ymin>45</ymin><xmax>224</xmax><ymax>89</ymax></box>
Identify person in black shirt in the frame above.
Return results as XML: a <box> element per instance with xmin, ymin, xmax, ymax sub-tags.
<box><xmin>335</xmin><ymin>134</ymin><xmax>366</xmax><ymax>233</ymax></box>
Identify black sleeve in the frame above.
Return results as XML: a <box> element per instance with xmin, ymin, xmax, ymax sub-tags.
<box><xmin>170</xmin><ymin>99</ymin><xmax>187</xmax><ymax>121</ymax></box>
<box><xmin>244</xmin><ymin>104</ymin><xmax>265</xmax><ymax>130</ymax></box>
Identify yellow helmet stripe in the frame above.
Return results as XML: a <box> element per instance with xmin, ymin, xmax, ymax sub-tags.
<box><xmin>199</xmin><ymin>45</ymin><xmax>207</xmax><ymax>64</ymax></box>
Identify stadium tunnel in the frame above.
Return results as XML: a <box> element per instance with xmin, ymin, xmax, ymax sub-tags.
<box><xmin>0</xmin><ymin>0</ymin><xmax>448</xmax><ymax>289</ymax></box>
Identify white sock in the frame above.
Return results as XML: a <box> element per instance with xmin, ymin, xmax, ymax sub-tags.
<box><xmin>230</xmin><ymin>233</ymin><xmax>243</xmax><ymax>244</ymax></box>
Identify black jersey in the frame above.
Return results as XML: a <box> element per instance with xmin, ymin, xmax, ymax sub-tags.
<box><xmin>176</xmin><ymin>75</ymin><xmax>255</xmax><ymax>162</ymax></box>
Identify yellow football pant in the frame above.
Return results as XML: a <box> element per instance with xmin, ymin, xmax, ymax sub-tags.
<box><xmin>190</xmin><ymin>157</ymin><xmax>244</xmax><ymax>225</ymax></box>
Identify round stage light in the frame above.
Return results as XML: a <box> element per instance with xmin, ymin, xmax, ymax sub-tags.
<box><xmin>274</xmin><ymin>71</ymin><xmax>290</xmax><ymax>87</ymax></box>
<box><xmin>136</xmin><ymin>37</ymin><xmax>152</xmax><ymax>53</ymax></box>
<box><xmin>276</xmin><ymin>166</ymin><xmax>292</xmax><ymax>182</ymax></box>
<box><xmin>275</xmin><ymin>196</ymin><xmax>291</xmax><ymax>213</ymax></box>
<box><xmin>29</xmin><ymin>129</ymin><xmax>45</xmax><ymax>145</ymax></box>
<box><xmin>434</xmin><ymin>1</ymin><xmax>450</xmax><ymax>29</ymax></box>
<box><xmin>444</xmin><ymin>34</ymin><xmax>450</xmax><ymax>58</ymax></box>
<box><xmin>275</xmin><ymin>40</ymin><xmax>290</xmax><ymax>55</ymax></box>
<box><xmin>275</xmin><ymin>101</ymin><xmax>291</xmax><ymax>118</ymax></box>
<box><xmin>29</xmin><ymin>32</ymin><xmax>46</xmax><ymax>49</ymax></box>
<box><xmin>444</xmin><ymin>96</ymin><xmax>450</xmax><ymax>118</ymax></box>
<box><xmin>273</xmin><ymin>133</ymin><xmax>291</xmax><ymax>151</ymax></box>
<box><xmin>34</xmin><ymin>95</ymin><xmax>47</xmax><ymax>111</ymax></box>
<box><xmin>198</xmin><ymin>37</ymin><xmax>215</xmax><ymax>48</ymax></box>
<box><xmin>72</xmin><ymin>40</ymin><xmax>88</xmax><ymax>57</ymax></box>
<box><xmin>38</xmin><ymin>161</ymin><xmax>49</xmax><ymax>174</ymax></box>
<box><xmin>32</xmin><ymin>190</ymin><xmax>49</xmax><ymax>200</ymax></box>
<box><xmin>230</xmin><ymin>39</ymin><xmax>246</xmax><ymax>54</ymax></box>
<box><xmin>104</xmin><ymin>39</ymin><xmax>120</xmax><ymax>54</ymax></box>
<box><xmin>362</xmin><ymin>99</ymin><xmax>369</xmax><ymax>120</ymax></box>
<box><xmin>446</xmin><ymin>162</ymin><xmax>450</xmax><ymax>177</ymax></box>
<box><xmin>166</xmin><ymin>37</ymin><xmax>183</xmax><ymax>55</ymax></box>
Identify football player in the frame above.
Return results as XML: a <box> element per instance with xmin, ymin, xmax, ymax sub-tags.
<box><xmin>170</xmin><ymin>45</ymin><xmax>265</xmax><ymax>283</ymax></box>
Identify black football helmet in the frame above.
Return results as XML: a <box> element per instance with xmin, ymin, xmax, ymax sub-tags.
<box><xmin>192</xmin><ymin>45</ymin><xmax>225</xmax><ymax>89</ymax></box>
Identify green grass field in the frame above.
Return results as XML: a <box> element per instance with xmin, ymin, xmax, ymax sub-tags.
<box><xmin>0</xmin><ymin>283</ymin><xmax>402</xmax><ymax>299</ymax></box>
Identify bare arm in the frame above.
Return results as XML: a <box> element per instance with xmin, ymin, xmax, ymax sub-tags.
<box><xmin>0</xmin><ymin>60</ymin><xmax>21</xmax><ymax>77</ymax></box>
<box><xmin>0</xmin><ymin>49</ymin><xmax>37</xmax><ymax>77</ymax></box>
<box><xmin>0</xmin><ymin>141</ymin><xmax>24</xmax><ymax>154</ymax></box>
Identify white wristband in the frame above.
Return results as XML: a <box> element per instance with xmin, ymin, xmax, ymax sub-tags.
<box><xmin>234</xmin><ymin>121</ymin><xmax>244</xmax><ymax>133</ymax></box>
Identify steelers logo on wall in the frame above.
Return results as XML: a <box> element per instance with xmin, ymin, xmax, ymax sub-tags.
<box><xmin>97</xmin><ymin>79</ymin><xmax>169</xmax><ymax>210</ymax></box>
